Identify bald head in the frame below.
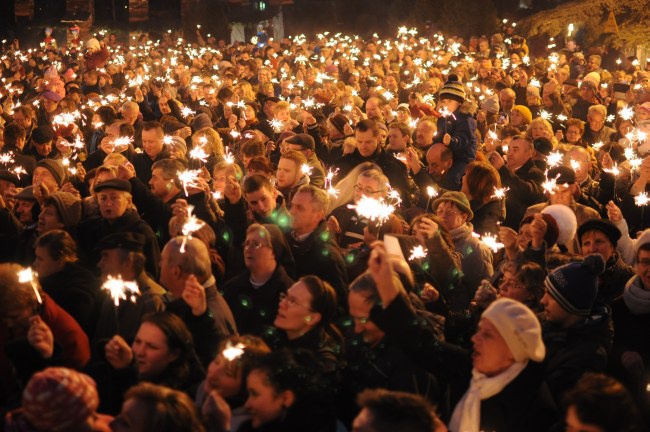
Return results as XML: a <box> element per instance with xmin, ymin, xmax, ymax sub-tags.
<box><xmin>426</xmin><ymin>143</ymin><xmax>453</xmax><ymax>177</ymax></box>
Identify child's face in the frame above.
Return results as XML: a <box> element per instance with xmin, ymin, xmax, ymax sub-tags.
<box><xmin>438</xmin><ymin>98</ymin><xmax>460</xmax><ymax>113</ymax></box>
<box><xmin>275</xmin><ymin>108</ymin><xmax>290</xmax><ymax>122</ymax></box>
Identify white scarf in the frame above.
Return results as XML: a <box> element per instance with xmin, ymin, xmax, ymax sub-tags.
<box><xmin>449</xmin><ymin>361</ymin><xmax>527</xmax><ymax>432</ymax></box>
<box><xmin>624</xmin><ymin>276</ymin><xmax>650</xmax><ymax>315</ymax></box>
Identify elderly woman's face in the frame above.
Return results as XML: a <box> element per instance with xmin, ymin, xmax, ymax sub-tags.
<box><xmin>471</xmin><ymin>318</ymin><xmax>515</xmax><ymax>376</ymax></box>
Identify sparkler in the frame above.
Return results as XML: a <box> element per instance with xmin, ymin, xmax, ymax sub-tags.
<box><xmin>408</xmin><ymin>245</ymin><xmax>428</xmax><ymax>261</ymax></box>
<box><xmin>491</xmin><ymin>187</ymin><xmax>509</xmax><ymax>199</ymax></box>
<box><xmin>102</xmin><ymin>274</ymin><xmax>140</xmax><ymax>334</ymax></box>
<box><xmin>112</xmin><ymin>136</ymin><xmax>133</xmax><ymax>153</ymax></box>
<box><xmin>546</xmin><ymin>151</ymin><xmax>563</xmax><ymax>168</ymax></box>
<box><xmin>181</xmin><ymin>107</ymin><xmax>195</xmax><ymax>118</ymax></box>
<box><xmin>635</xmin><ymin>192</ymin><xmax>650</xmax><ymax>207</ymax></box>
<box><xmin>178</xmin><ymin>169</ymin><xmax>202</xmax><ymax>195</ymax></box>
<box><xmin>348</xmin><ymin>195</ymin><xmax>396</xmax><ymax>227</ymax></box>
<box><xmin>222</xmin><ymin>341</ymin><xmax>246</xmax><ymax>362</ymax></box>
<box><xmin>189</xmin><ymin>146</ymin><xmax>209</xmax><ymax>163</ymax></box>
<box><xmin>18</xmin><ymin>267</ymin><xmax>42</xmax><ymax>305</ymax></box>
<box><xmin>479</xmin><ymin>233</ymin><xmax>505</xmax><ymax>253</ymax></box>
<box><xmin>180</xmin><ymin>205</ymin><xmax>206</xmax><ymax>253</ymax></box>
<box><xmin>12</xmin><ymin>166</ymin><xmax>27</xmax><ymax>179</ymax></box>
<box><xmin>300</xmin><ymin>164</ymin><xmax>313</xmax><ymax>176</ymax></box>
<box><xmin>269</xmin><ymin>119</ymin><xmax>284</xmax><ymax>133</ymax></box>
<box><xmin>224</xmin><ymin>147</ymin><xmax>235</xmax><ymax>164</ymax></box>
<box><xmin>569</xmin><ymin>159</ymin><xmax>581</xmax><ymax>172</ymax></box>
<box><xmin>163</xmin><ymin>135</ymin><xmax>174</xmax><ymax>145</ymax></box>
<box><xmin>619</xmin><ymin>106</ymin><xmax>635</xmax><ymax>121</ymax></box>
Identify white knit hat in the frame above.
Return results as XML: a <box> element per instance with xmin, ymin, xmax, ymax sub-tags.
<box><xmin>635</xmin><ymin>229</ymin><xmax>650</xmax><ymax>258</ymax></box>
<box><xmin>481</xmin><ymin>298</ymin><xmax>545</xmax><ymax>362</ymax></box>
<box><xmin>541</xmin><ymin>204</ymin><xmax>577</xmax><ymax>247</ymax></box>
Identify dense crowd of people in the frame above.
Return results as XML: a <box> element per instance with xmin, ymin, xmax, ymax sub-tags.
<box><xmin>0</xmin><ymin>20</ymin><xmax>649</xmax><ymax>431</ymax></box>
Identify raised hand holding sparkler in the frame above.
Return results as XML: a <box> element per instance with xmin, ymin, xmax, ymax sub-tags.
<box><xmin>27</xmin><ymin>315</ymin><xmax>54</xmax><ymax>358</ymax></box>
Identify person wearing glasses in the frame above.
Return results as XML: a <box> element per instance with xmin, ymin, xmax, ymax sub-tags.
<box><xmin>222</xmin><ymin>224</ymin><xmax>295</xmax><ymax>336</ymax></box>
<box><xmin>328</xmin><ymin>169</ymin><xmax>404</xmax><ymax>251</ymax></box>
<box><xmin>430</xmin><ymin>191</ymin><xmax>493</xmax><ymax>308</ymax></box>
<box><xmin>265</xmin><ymin>275</ymin><xmax>344</xmax><ymax>391</ymax></box>
<box><xmin>582</xmin><ymin>104</ymin><xmax>615</xmax><ymax>146</ymax></box>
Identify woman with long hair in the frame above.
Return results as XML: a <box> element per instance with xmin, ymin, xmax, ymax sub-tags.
<box><xmin>461</xmin><ymin>161</ymin><xmax>504</xmax><ymax>235</ymax></box>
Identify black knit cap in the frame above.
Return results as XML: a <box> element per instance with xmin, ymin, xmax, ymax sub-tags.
<box><xmin>577</xmin><ymin>219</ymin><xmax>621</xmax><ymax>247</ymax></box>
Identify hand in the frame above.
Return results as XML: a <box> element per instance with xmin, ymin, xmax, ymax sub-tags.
<box><xmin>33</xmin><ymin>181</ymin><xmax>51</xmax><ymax>205</ymax></box>
<box><xmin>473</xmin><ymin>280</ymin><xmax>497</xmax><ymax>309</ymax></box>
<box><xmin>405</xmin><ymin>147</ymin><xmax>422</xmax><ymax>174</ymax></box>
<box><xmin>302</xmin><ymin>112</ymin><xmax>316</xmax><ymax>126</ymax></box>
<box><xmin>413</xmin><ymin>217</ymin><xmax>438</xmax><ymax>244</ymax></box>
<box><xmin>171</xmin><ymin>198</ymin><xmax>189</xmax><ymax>220</ymax></box>
<box><xmin>183</xmin><ymin>274</ymin><xmax>207</xmax><ymax>316</ymax></box>
<box><xmin>326</xmin><ymin>215</ymin><xmax>341</xmax><ymax>234</ymax></box>
<box><xmin>600</xmin><ymin>152</ymin><xmax>614</xmax><ymax>171</ymax></box>
<box><xmin>115</xmin><ymin>162</ymin><xmax>136</xmax><ymax>181</ymax></box>
<box><xmin>27</xmin><ymin>316</ymin><xmax>54</xmax><ymax>359</ymax></box>
<box><xmin>530</xmin><ymin>213</ymin><xmax>548</xmax><ymax>248</ymax></box>
<box><xmin>178</xmin><ymin>126</ymin><xmax>192</xmax><ymax>139</ymax></box>
<box><xmin>228</xmin><ymin>114</ymin><xmax>237</xmax><ymax>129</ymax></box>
<box><xmin>488</xmin><ymin>151</ymin><xmax>505</xmax><ymax>170</ymax></box>
<box><xmin>60</xmin><ymin>182</ymin><xmax>81</xmax><ymax>198</ymax></box>
<box><xmin>75</xmin><ymin>163</ymin><xmax>86</xmax><ymax>182</ymax></box>
<box><xmin>237</xmin><ymin>117</ymin><xmax>246</xmax><ymax>130</ymax></box>
<box><xmin>223</xmin><ymin>176</ymin><xmax>242</xmax><ymax>205</ymax></box>
<box><xmin>202</xmin><ymin>390</ymin><xmax>232</xmax><ymax>432</ymax></box>
<box><xmin>420</xmin><ymin>283</ymin><xmax>440</xmax><ymax>303</ymax></box>
<box><xmin>606</xmin><ymin>201</ymin><xmax>623</xmax><ymax>223</ymax></box>
<box><xmin>498</xmin><ymin>226</ymin><xmax>518</xmax><ymax>250</ymax></box>
<box><xmin>105</xmin><ymin>335</ymin><xmax>133</xmax><ymax>370</ymax></box>
<box><xmin>442</xmin><ymin>133</ymin><xmax>451</xmax><ymax>146</ymax></box>
<box><xmin>518</xmin><ymin>69</ymin><xmax>528</xmax><ymax>87</ymax></box>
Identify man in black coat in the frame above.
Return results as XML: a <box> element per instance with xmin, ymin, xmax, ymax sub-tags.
<box><xmin>488</xmin><ymin>136</ymin><xmax>545</xmax><ymax>229</ymax></box>
<box><xmin>333</xmin><ymin>119</ymin><xmax>411</xmax><ymax>207</ymax></box>
<box><xmin>285</xmin><ymin>185</ymin><xmax>349</xmax><ymax>310</ymax></box>
<box><xmin>541</xmin><ymin>254</ymin><xmax>613</xmax><ymax>404</ymax></box>
<box><xmin>77</xmin><ymin>179</ymin><xmax>160</xmax><ymax>278</ymax></box>
<box><xmin>131</xmin><ymin>121</ymin><xmax>170</xmax><ymax>184</ymax></box>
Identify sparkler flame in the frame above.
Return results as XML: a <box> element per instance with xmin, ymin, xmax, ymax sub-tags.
<box><xmin>222</xmin><ymin>342</ymin><xmax>246</xmax><ymax>361</ymax></box>
<box><xmin>18</xmin><ymin>267</ymin><xmax>42</xmax><ymax>304</ymax></box>
<box><xmin>408</xmin><ymin>245</ymin><xmax>428</xmax><ymax>261</ymax></box>
<box><xmin>348</xmin><ymin>196</ymin><xmax>396</xmax><ymax>225</ymax></box>
<box><xmin>479</xmin><ymin>233</ymin><xmax>505</xmax><ymax>253</ymax></box>
<box><xmin>635</xmin><ymin>192</ymin><xmax>650</xmax><ymax>207</ymax></box>
<box><xmin>491</xmin><ymin>187</ymin><xmax>509</xmax><ymax>199</ymax></box>
<box><xmin>102</xmin><ymin>275</ymin><xmax>140</xmax><ymax>307</ymax></box>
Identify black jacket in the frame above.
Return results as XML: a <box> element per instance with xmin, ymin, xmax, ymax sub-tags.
<box><xmin>542</xmin><ymin>304</ymin><xmax>613</xmax><ymax>402</ymax></box>
<box><xmin>285</xmin><ymin>222</ymin><xmax>349</xmax><ymax>310</ymax></box>
<box><xmin>39</xmin><ymin>262</ymin><xmax>101</xmax><ymax>337</ymax></box>
<box><xmin>77</xmin><ymin>209</ymin><xmax>161</xmax><ymax>278</ymax></box>
<box><xmin>470</xmin><ymin>198</ymin><xmax>505</xmax><ymax>236</ymax></box>
<box><xmin>478</xmin><ymin>361</ymin><xmax>559</xmax><ymax>432</ymax></box>
<box><xmin>222</xmin><ymin>264</ymin><xmax>294</xmax><ymax>336</ymax></box>
<box><xmin>498</xmin><ymin>159</ymin><xmax>545</xmax><ymax>229</ymax></box>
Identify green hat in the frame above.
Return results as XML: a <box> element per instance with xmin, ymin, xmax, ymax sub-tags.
<box><xmin>431</xmin><ymin>191</ymin><xmax>473</xmax><ymax>221</ymax></box>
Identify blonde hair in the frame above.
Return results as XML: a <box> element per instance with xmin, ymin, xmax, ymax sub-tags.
<box><xmin>192</xmin><ymin>127</ymin><xmax>224</xmax><ymax>157</ymax></box>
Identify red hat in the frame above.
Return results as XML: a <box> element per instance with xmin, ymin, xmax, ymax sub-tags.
<box><xmin>22</xmin><ymin>367</ymin><xmax>99</xmax><ymax>431</ymax></box>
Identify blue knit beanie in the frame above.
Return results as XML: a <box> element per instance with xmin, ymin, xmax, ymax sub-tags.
<box><xmin>544</xmin><ymin>254</ymin><xmax>605</xmax><ymax>316</ymax></box>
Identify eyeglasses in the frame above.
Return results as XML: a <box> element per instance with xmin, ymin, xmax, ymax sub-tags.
<box><xmin>279</xmin><ymin>292</ymin><xmax>312</xmax><ymax>310</ymax></box>
<box><xmin>435</xmin><ymin>208</ymin><xmax>462</xmax><ymax>217</ymax></box>
<box><xmin>637</xmin><ymin>259</ymin><xmax>650</xmax><ymax>267</ymax></box>
<box><xmin>354</xmin><ymin>184</ymin><xmax>384</xmax><ymax>195</ymax></box>
<box><xmin>243</xmin><ymin>240</ymin><xmax>268</xmax><ymax>250</ymax></box>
